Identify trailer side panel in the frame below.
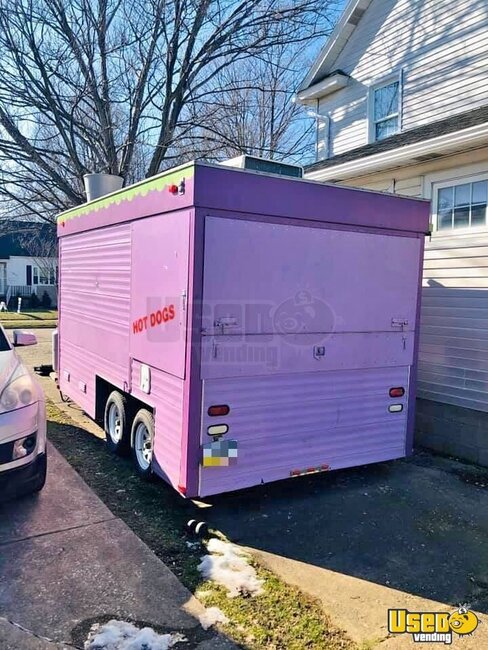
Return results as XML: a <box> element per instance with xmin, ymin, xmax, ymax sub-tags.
<box><xmin>58</xmin><ymin>223</ymin><xmax>132</xmax><ymax>416</ymax></box>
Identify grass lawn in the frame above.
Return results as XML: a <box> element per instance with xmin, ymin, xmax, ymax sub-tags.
<box><xmin>0</xmin><ymin>309</ymin><xmax>58</xmax><ymax>328</ymax></box>
<box><xmin>47</xmin><ymin>400</ymin><xmax>356</xmax><ymax>650</ymax></box>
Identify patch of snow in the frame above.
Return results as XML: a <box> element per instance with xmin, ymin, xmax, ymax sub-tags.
<box><xmin>197</xmin><ymin>538</ymin><xmax>264</xmax><ymax>598</ymax></box>
<box><xmin>84</xmin><ymin>620</ymin><xmax>187</xmax><ymax>650</ymax></box>
<box><xmin>198</xmin><ymin>607</ymin><xmax>229</xmax><ymax>630</ymax></box>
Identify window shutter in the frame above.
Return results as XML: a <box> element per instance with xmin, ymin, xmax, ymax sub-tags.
<box><xmin>26</xmin><ymin>265</ymin><xmax>32</xmax><ymax>286</ymax></box>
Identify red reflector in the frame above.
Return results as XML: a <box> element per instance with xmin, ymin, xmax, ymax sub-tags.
<box><xmin>389</xmin><ymin>387</ymin><xmax>405</xmax><ymax>398</ymax></box>
<box><xmin>208</xmin><ymin>404</ymin><xmax>230</xmax><ymax>417</ymax></box>
<box><xmin>178</xmin><ymin>484</ymin><xmax>187</xmax><ymax>495</ymax></box>
<box><xmin>168</xmin><ymin>184</ymin><xmax>178</xmax><ymax>194</ymax></box>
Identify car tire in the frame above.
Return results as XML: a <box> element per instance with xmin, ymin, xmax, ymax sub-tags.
<box><xmin>104</xmin><ymin>391</ymin><xmax>130</xmax><ymax>455</ymax></box>
<box><xmin>131</xmin><ymin>409</ymin><xmax>155</xmax><ymax>481</ymax></box>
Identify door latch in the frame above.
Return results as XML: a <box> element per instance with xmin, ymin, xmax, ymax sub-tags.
<box><xmin>214</xmin><ymin>316</ymin><xmax>239</xmax><ymax>334</ymax></box>
<box><xmin>391</xmin><ymin>318</ymin><xmax>408</xmax><ymax>330</ymax></box>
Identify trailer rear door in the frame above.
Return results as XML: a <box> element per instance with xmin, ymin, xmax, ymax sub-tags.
<box><xmin>199</xmin><ymin>216</ymin><xmax>422</xmax><ymax>495</ymax></box>
<box><xmin>202</xmin><ymin>216</ymin><xmax>420</xmax><ymax>340</ymax></box>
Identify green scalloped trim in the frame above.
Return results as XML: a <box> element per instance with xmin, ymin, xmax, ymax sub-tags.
<box><xmin>58</xmin><ymin>164</ymin><xmax>194</xmax><ymax>223</ymax></box>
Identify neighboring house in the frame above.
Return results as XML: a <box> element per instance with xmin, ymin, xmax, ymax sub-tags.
<box><xmin>0</xmin><ymin>223</ymin><xmax>58</xmax><ymax>307</ymax></box>
<box><xmin>298</xmin><ymin>0</ymin><xmax>488</xmax><ymax>466</ymax></box>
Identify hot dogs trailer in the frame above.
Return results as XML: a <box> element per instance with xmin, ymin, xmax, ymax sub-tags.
<box><xmin>56</xmin><ymin>162</ymin><xmax>429</xmax><ymax>497</ymax></box>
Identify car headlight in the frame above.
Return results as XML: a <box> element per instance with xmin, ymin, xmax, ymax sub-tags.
<box><xmin>0</xmin><ymin>372</ymin><xmax>36</xmax><ymax>413</ymax></box>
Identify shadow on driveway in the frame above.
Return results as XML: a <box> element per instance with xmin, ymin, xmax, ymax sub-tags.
<box><xmin>204</xmin><ymin>452</ymin><xmax>488</xmax><ymax>613</ymax></box>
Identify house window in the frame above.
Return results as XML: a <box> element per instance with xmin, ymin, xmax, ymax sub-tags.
<box><xmin>32</xmin><ymin>265</ymin><xmax>57</xmax><ymax>285</ymax></box>
<box><xmin>437</xmin><ymin>180</ymin><xmax>487</xmax><ymax>230</ymax></box>
<box><xmin>371</xmin><ymin>79</ymin><xmax>400</xmax><ymax>142</ymax></box>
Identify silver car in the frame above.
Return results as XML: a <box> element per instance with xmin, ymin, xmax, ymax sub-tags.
<box><xmin>0</xmin><ymin>327</ymin><xmax>46</xmax><ymax>499</ymax></box>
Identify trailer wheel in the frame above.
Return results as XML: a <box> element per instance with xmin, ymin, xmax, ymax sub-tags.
<box><xmin>104</xmin><ymin>391</ymin><xmax>129</xmax><ymax>455</ymax></box>
<box><xmin>131</xmin><ymin>409</ymin><xmax>155</xmax><ymax>480</ymax></box>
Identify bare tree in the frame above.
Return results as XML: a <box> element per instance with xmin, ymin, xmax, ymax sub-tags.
<box><xmin>0</xmin><ymin>0</ymin><xmax>339</xmax><ymax>222</ymax></box>
<box><xmin>177</xmin><ymin>43</ymin><xmax>318</xmax><ymax>164</ymax></box>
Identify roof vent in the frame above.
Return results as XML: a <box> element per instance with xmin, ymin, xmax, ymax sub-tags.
<box><xmin>347</xmin><ymin>7</ymin><xmax>366</xmax><ymax>25</ymax></box>
<box><xmin>415</xmin><ymin>153</ymin><xmax>444</xmax><ymax>162</ymax></box>
<box><xmin>83</xmin><ymin>173</ymin><xmax>123</xmax><ymax>202</ymax></box>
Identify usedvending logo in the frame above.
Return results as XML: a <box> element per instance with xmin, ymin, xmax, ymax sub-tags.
<box><xmin>388</xmin><ymin>606</ymin><xmax>480</xmax><ymax>644</ymax></box>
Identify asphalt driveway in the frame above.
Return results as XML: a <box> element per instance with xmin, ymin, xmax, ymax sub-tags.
<box><xmin>12</xmin><ymin>328</ymin><xmax>488</xmax><ymax>648</ymax></box>
<box><xmin>205</xmin><ymin>450</ymin><xmax>488</xmax><ymax>645</ymax></box>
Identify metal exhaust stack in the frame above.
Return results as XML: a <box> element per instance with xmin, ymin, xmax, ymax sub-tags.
<box><xmin>83</xmin><ymin>173</ymin><xmax>123</xmax><ymax>202</ymax></box>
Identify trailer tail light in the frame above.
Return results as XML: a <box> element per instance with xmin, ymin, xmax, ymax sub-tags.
<box><xmin>290</xmin><ymin>464</ymin><xmax>329</xmax><ymax>477</ymax></box>
<box><xmin>168</xmin><ymin>184</ymin><xmax>178</xmax><ymax>194</ymax></box>
<box><xmin>208</xmin><ymin>404</ymin><xmax>230</xmax><ymax>416</ymax></box>
<box><xmin>389</xmin><ymin>387</ymin><xmax>405</xmax><ymax>398</ymax></box>
<box><xmin>389</xmin><ymin>404</ymin><xmax>403</xmax><ymax>413</ymax></box>
<box><xmin>207</xmin><ymin>424</ymin><xmax>229</xmax><ymax>437</ymax></box>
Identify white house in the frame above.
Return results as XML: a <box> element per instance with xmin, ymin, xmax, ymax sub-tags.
<box><xmin>0</xmin><ymin>225</ymin><xmax>57</xmax><ymax>307</ymax></box>
<box><xmin>298</xmin><ymin>0</ymin><xmax>488</xmax><ymax>466</ymax></box>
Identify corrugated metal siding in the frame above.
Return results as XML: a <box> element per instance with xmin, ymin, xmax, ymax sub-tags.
<box><xmin>59</xmin><ymin>224</ymin><xmax>132</xmax><ymax>417</ymax></box>
<box><xmin>131</xmin><ymin>360</ymin><xmax>184</xmax><ymax>489</ymax></box>
<box><xmin>318</xmin><ymin>0</ymin><xmax>488</xmax><ymax>156</ymax></box>
<box><xmin>199</xmin><ymin>367</ymin><xmax>409</xmax><ymax>496</ymax></box>
<box><xmin>419</xmin><ymin>232</ymin><xmax>488</xmax><ymax>411</ymax></box>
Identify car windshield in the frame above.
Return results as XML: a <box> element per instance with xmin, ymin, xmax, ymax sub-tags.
<box><xmin>0</xmin><ymin>328</ymin><xmax>11</xmax><ymax>352</ymax></box>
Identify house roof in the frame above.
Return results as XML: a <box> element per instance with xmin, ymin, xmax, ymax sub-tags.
<box><xmin>306</xmin><ymin>105</ymin><xmax>488</xmax><ymax>176</ymax></box>
<box><xmin>0</xmin><ymin>221</ymin><xmax>56</xmax><ymax>259</ymax></box>
<box><xmin>298</xmin><ymin>0</ymin><xmax>373</xmax><ymax>92</ymax></box>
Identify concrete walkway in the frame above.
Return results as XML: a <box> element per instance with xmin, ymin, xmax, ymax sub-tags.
<box><xmin>0</xmin><ymin>444</ymin><xmax>235</xmax><ymax>650</ymax></box>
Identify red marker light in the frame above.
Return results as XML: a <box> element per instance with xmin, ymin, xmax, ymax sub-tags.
<box><xmin>208</xmin><ymin>404</ymin><xmax>230</xmax><ymax>417</ymax></box>
<box><xmin>168</xmin><ymin>184</ymin><xmax>178</xmax><ymax>194</ymax></box>
<box><xmin>389</xmin><ymin>387</ymin><xmax>405</xmax><ymax>398</ymax></box>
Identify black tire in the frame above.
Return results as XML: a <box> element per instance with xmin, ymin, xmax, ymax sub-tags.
<box><xmin>131</xmin><ymin>409</ymin><xmax>155</xmax><ymax>480</ymax></box>
<box><xmin>104</xmin><ymin>391</ymin><xmax>130</xmax><ymax>455</ymax></box>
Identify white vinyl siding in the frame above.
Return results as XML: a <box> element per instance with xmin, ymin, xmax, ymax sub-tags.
<box><xmin>420</xmin><ymin>232</ymin><xmax>488</xmax><ymax>412</ymax></box>
<box><xmin>393</xmin><ymin>177</ymin><xmax>423</xmax><ymax>197</ymax></box>
<box><xmin>318</xmin><ymin>0</ymin><xmax>488</xmax><ymax>156</ymax></box>
<box><xmin>338</xmin><ymin>174</ymin><xmax>423</xmax><ymax>197</ymax></box>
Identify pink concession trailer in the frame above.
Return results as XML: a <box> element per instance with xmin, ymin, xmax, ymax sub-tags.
<box><xmin>56</xmin><ymin>162</ymin><xmax>429</xmax><ymax>498</ymax></box>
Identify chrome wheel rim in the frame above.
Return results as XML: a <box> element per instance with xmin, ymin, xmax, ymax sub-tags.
<box><xmin>107</xmin><ymin>403</ymin><xmax>122</xmax><ymax>444</ymax></box>
<box><xmin>134</xmin><ymin>422</ymin><xmax>152</xmax><ymax>470</ymax></box>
